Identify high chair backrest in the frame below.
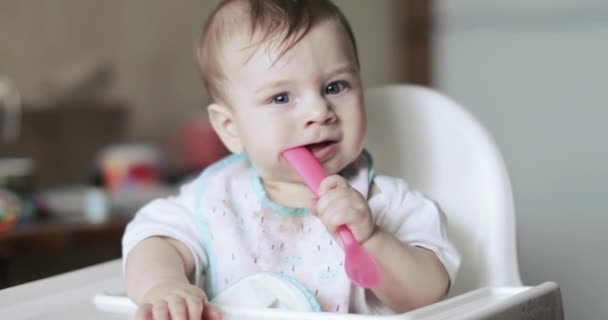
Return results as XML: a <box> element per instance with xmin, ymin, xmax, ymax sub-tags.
<box><xmin>364</xmin><ymin>84</ymin><xmax>523</xmax><ymax>296</ymax></box>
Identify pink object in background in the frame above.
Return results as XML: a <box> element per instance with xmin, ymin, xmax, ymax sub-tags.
<box><xmin>181</xmin><ymin>119</ymin><xmax>229</xmax><ymax>171</ymax></box>
<box><xmin>282</xmin><ymin>147</ymin><xmax>382</xmax><ymax>288</ymax></box>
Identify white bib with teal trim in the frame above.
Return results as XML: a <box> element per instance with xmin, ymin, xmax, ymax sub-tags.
<box><xmin>193</xmin><ymin>151</ymin><xmax>374</xmax><ymax>313</ymax></box>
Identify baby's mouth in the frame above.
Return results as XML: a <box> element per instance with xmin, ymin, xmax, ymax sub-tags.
<box><xmin>305</xmin><ymin>140</ymin><xmax>339</xmax><ymax>161</ymax></box>
<box><xmin>306</xmin><ymin>140</ymin><xmax>334</xmax><ymax>150</ymax></box>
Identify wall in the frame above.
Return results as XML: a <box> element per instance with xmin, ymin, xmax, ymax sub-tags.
<box><xmin>0</xmin><ymin>0</ymin><xmax>404</xmax><ymax>141</ymax></box>
<box><xmin>436</xmin><ymin>1</ymin><xmax>608</xmax><ymax>318</ymax></box>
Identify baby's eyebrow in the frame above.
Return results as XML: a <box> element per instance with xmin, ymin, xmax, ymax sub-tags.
<box><xmin>325</xmin><ymin>65</ymin><xmax>359</xmax><ymax>79</ymax></box>
<box><xmin>255</xmin><ymin>79</ymin><xmax>292</xmax><ymax>95</ymax></box>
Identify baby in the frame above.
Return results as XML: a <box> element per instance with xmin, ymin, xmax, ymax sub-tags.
<box><xmin>122</xmin><ymin>0</ymin><xmax>460</xmax><ymax>319</ymax></box>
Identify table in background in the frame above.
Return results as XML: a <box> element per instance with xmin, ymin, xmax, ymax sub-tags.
<box><xmin>0</xmin><ymin>215</ymin><xmax>129</xmax><ymax>289</ymax></box>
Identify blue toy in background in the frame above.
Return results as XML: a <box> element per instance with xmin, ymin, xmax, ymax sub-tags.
<box><xmin>0</xmin><ymin>189</ymin><xmax>37</xmax><ymax>232</ymax></box>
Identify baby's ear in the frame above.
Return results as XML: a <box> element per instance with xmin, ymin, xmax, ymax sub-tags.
<box><xmin>208</xmin><ymin>103</ymin><xmax>244</xmax><ymax>154</ymax></box>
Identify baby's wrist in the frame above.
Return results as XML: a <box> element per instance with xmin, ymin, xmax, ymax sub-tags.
<box><xmin>360</xmin><ymin>224</ymin><xmax>380</xmax><ymax>246</ymax></box>
<box><xmin>361</xmin><ymin>225</ymin><xmax>386</xmax><ymax>252</ymax></box>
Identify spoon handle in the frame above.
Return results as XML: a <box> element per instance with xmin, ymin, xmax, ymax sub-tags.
<box><xmin>337</xmin><ymin>225</ymin><xmax>356</xmax><ymax>246</ymax></box>
<box><xmin>282</xmin><ymin>147</ymin><xmax>382</xmax><ymax>288</ymax></box>
<box><xmin>283</xmin><ymin>147</ymin><xmax>359</xmax><ymax>245</ymax></box>
<box><xmin>282</xmin><ymin>147</ymin><xmax>326</xmax><ymax>192</ymax></box>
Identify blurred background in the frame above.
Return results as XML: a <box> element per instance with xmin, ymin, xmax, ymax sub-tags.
<box><xmin>0</xmin><ymin>0</ymin><xmax>412</xmax><ymax>292</ymax></box>
<box><xmin>0</xmin><ymin>0</ymin><xmax>606</xmax><ymax>318</ymax></box>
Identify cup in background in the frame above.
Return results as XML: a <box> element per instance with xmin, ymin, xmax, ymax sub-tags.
<box><xmin>97</xmin><ymin>144</ymin><xmax>161</xmax><ymax>192</ymax></box>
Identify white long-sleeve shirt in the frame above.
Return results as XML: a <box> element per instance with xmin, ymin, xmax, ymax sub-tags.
<box><xmin>122</xmin><ymin>151</ymin><xmax>460</xmax><ymax>314</ymax></box>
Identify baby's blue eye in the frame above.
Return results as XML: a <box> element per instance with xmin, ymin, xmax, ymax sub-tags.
<box><xmin>325</xmin><ymin>81</ymin><xmax>347</xmax><ymax>95</ymax></box>
<box><xmin>272</xmin><ymin>93</ymin><xmax>290</xmax><ymax>104</ymax></box>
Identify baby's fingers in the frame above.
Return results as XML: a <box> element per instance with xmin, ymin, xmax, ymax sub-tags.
<box><xmin>167</xmin><ymin>295</ymin><xmax>188</xmax><ymax>320</ymax></box>
<box><xmin>152</xmin><ymin>300</ymin><xmax>170</xmax><ymax>320</ymax></box>
<box><xmin>203</xmin><ymin>303</ymin><xmax>223</xmax><ymax>320</ymax></box>
<box><xmin>185</xmin><ymin>296</ymin><xmax>204</xmax><ymax>320</ymax></box>
<box><xmin>135</xmin><ymin>303</ymin><xmax>153</xmax><ymax>320</ymax></box>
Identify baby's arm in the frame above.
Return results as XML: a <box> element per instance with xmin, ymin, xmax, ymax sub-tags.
<box><xmin>315</xmin><ymin>175</ymin><xmax>450</xmax><ymax>313</ymax></box>
<box><xmin>124</xmin><ymin>236</ymin><xmax>221</xmax><ymax>320</ymax></box>
<box><xmin>363</xmin><ymin>228</ymin><xmax>449</xmax><ymax>313</ymax></box>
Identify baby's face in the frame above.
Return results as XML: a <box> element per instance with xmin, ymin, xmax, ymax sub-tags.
<box><xmin>222</xmin><ymin>20</ymin><xmax>366</xmax><ymax>183</ymax></box>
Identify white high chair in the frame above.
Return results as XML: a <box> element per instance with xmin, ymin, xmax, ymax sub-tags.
<box><xmin>0</xmin><ymin>85</ymin><xmax>564</xmax><ymax>320</ymax></box>
<box><xmin>364</xmin><ymin>84</ymin><xmax>563</xmax><ymax>319</ymax></box>
<box><xmin>365</xmin><ymin>84</ymin><xmax>522</xmax><ymax>295</ymax></box>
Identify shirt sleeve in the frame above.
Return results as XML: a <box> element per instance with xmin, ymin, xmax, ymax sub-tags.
<box><xmin>121</xmin><ymin>180</ymin><xmax>207</xmax><ymax>287</ymax></box>
<box><xmin>350</xmin><ymin>175</ymin><xmax>461</xmax><ymax>314</ymax></box>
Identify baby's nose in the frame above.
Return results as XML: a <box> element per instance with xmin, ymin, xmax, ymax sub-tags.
<box><xmin>304</xmin><ymin>98</ymin><xmax>336</xmax><ymax>127</ymax></box>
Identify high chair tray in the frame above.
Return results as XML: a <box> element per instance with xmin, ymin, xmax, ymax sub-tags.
<box><xmin>0</xmin><ymin>259</ymin><xmax>563</xmax><ymax>320</ymax></box>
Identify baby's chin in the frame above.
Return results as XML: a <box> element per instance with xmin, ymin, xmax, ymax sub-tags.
<box><xmin>324</xmin><ymin>151</ymin><xmax>360</xmax><ymax>174</ymax></box>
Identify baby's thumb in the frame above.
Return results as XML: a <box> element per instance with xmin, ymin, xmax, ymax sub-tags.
<box><xmin>203</xmin><ymin>302</ymin><xmax>222</xmax><ymax>320</ymax></box>
<box><xmin>318</xmin><ymin>175</ymin><xmax>348</xmax><ymax>195</ymax></box>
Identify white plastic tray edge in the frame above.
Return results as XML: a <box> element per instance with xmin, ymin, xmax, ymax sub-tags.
<box><xmin>0</xmin><ymin>259</ymin><xmax>563</xmax><ymax>320</ymax></box>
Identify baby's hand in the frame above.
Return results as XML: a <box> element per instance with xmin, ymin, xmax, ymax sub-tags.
<box><xmin>313</xmin><ymin>175</ymin><xmax>376</xmax><ymax>244</ymax></box>
<box><xmin>136</xmin><ymin>280</ymin><xmax>221</xmax><ymax>320</ymax></box>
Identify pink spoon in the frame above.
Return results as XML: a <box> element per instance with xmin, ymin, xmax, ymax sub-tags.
<box><xmin>282</xmin><ymin>147</ymin><xmax>381</xmax><ymax>288</ymax></box>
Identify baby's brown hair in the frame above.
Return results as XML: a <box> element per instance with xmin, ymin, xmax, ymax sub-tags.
<box><xmin>196</xmin><ymin>0</ymin><xmax>359</xmax><ymax>105</ymax></box>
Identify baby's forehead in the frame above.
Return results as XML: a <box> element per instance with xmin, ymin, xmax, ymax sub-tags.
<box><xmin>199</xmin><ymin>0</ymin><xmax>359</xmax><ymax>103</ymax></box>
<box><xmin>222</xmin><ymin>21</ymin><xmax>351</xmax><ymax>69</ymax></box>
<box><xmin>210</xmin><ymin>5</ymin><xmax>271</xmax><ymax>62</ymax></box>
<box><xmin>211</xmin><ymin>1</ymin><xmax>344</xmax><ymax>65</ymax></box>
